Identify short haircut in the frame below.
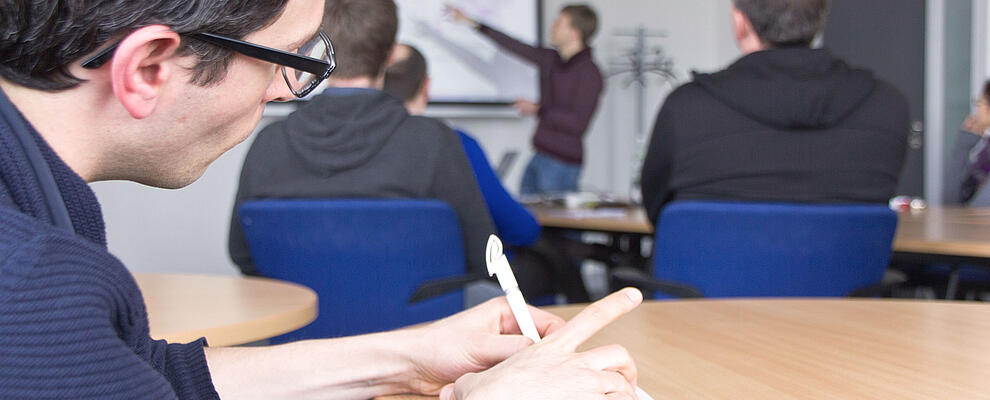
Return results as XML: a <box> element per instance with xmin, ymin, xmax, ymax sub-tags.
<box><xmin>734</xmin><ymin>0</ymin><xmax>830</xmax><ymax>48</ymax></box>
<box><xmin>984</xmin><ymin>80</ymin><xmax>990</xmax><ymax>103</ymax></box>
<box><xmin>560</xmin><ymin>4</ymin><xmax>599</xmax><ymax>45</ymax></box>
<box><xmin>0</xmin><ymin>0</ymin><xmax>289</xmax><ymax>91</ymax></box>
<box><xmin>323</xmin><ymin>0</ymin><xmax>398</xmax><ymax>79</ymax></box>
<box><xmin>384</xmin><ymin>44</ymin><xmax>428</xmax><ymax>103</ymax></box>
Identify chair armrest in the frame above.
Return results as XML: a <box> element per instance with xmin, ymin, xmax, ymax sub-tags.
<box><xmin>610</xmin><ymin>267</ymin><xmax>704</xmax><ymax>299</ymax></box>
<box><xmin>846</xmin><ymin>282</ymin><xmax>900</xmax><ymax>298</ymax></box>
<box><xmin>409</xmin><ymin>272</ymin><xmax>491</xmax><ymax>304</ymax></box>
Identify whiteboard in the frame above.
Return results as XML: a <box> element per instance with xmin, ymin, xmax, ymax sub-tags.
<box><xmin>395</xmin><ymin>0</ymin><xmax>541</xmax><ymax>104</ymax></box>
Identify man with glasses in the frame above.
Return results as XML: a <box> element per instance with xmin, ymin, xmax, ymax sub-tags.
<box><xmin>0</xmin><ymin>0</ymin><xmax>640</xmax><ymax>399</ymax></box>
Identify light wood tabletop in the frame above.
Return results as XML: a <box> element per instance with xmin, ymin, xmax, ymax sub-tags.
<box><xmin>382</xmin><ymin>299</ymin><xmax>990</xmax><ymax>400</ymax></box>
<box><xmin>528</xmin><ymin>204</ymin><xmax>652</xmax><ymax>234</ymax></box>
<box><xmin>893</xmin><ymin>207</ymin><xmax>990</xmax><ymax>260</ymax></box>
<box><xmin>136</xmin><ymin>273</ymin><xmax>317</xmax><ymax>346</ymax></box>
<box><xmin>531</xmin><ymin>204</ymin><xmax>990</xmax><ymax>261</ymax></box>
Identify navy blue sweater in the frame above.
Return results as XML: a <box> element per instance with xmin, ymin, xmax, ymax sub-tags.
<box><xmin>0</xmin><ymin>89</ymin><xmax>218</xmax><ymax>399</ymax></box>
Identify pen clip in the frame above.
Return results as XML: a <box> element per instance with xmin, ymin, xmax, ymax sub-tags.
<box><xmin>486</xmin><ymin>234</ymin><xmax>504</xmax><ymax>270</ymax></box>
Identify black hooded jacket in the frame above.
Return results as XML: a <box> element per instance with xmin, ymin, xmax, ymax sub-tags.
<box><xmin>229</xmin><ymin>88</ymin><xmax>494</xmax><ymax>275</ymax></box>
<box><xmin>641</xmin><ymin>48</ymin><xmax>909</xmax><ymax>224</ymax></box>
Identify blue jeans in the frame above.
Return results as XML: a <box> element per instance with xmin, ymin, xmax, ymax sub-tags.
<box><xmin>519</xmin><ymin>152</ymin><xmax>581</xmax><ymax>196</ymax></box>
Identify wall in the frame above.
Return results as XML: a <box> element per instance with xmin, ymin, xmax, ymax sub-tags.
<box><xmin>92</xmin><ymin>0</ymin><xmax>740</xmax><ymax>275</ymax></box>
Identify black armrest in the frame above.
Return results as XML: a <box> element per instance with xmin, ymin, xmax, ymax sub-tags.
<box><xmin>847</xmin><ymin>282</ymin><xmax>900</xmax><ymax>298</ymax></box>
<box><xmin>610</xmin><ymin>267</ymin><xmax>704</xmax><ymax>299</ymax></box>
<box><xmin>409</xmin><ymin>272</ymin><xmax>490</xmax><ymax>304</ymax></box>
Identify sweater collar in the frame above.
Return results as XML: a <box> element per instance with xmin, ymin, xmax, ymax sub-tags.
<box><xmin>0</xmin><ymin>87</ymin><xmax>107</xmax><ymax>247</ymax></box>
<box><xmin>562</xmin><ymin>47</ymin><xmax>594</xmax><ymax>65</ymax></box>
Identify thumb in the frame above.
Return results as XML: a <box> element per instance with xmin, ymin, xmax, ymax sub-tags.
<box><xmin>472</xmin><ymin>335</ymin><xmax>535</xmax><ymax>367</ymax></box>
<box><xmin>439</xmin><ymin>383</ymin><xmax>456</xmax><ymax>400</ymax></box>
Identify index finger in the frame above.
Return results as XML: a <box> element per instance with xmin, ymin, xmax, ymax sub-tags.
<box><xmin>546</xmin><ymin>288</ymin><xmax>643</xmax><ymax>351</ymax></box>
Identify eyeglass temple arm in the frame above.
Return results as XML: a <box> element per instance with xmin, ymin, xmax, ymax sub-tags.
<box><xmin>190</xmin><ymin>33</ymin><xmax>331</xmax><ymax>76</ymax></box>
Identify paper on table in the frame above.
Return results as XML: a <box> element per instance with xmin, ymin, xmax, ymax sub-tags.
<box><xmin>637</xmin><ymin>386</ymin><xmax>655</xmax><ymax>400</ymax></box>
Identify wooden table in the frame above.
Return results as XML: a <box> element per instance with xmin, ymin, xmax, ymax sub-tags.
<box><xmin>893</xmin><ymin>207</ymin><xmax>990</xmax><ymax>263</ymax></box>
<box><xmin>531</xmin><ymin>205</ymin><xmax>990</xmax><ymax>264</ymax></box>
<box><xmin>383</xmin><ymin>299</ymin><xmax>990</xmax><ymax>399</ymax></box>
<box><xmin>136</xmin><ymin>273</ymin><xmax>317</xmax><ymax>346</ymax></box>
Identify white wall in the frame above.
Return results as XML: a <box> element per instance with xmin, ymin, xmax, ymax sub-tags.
<box><xmin>92</xmin><ymin>0</ymin><xmax>740</xmax><ymax>275</ymax></box>
<box><xmin>452</xmin><ymin>0</ymin><xmax>739</xmax><ymax>196</ymax></box>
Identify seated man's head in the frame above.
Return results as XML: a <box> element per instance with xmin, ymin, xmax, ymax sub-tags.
<box><xmin>551</xmin><ymin>4</ymin><xmax>599</xmax><ymax>49</ymax></box>
<box><xmin>323</xmin><ymin>0</ymin><xmax>398</xmax><ymax>87</ymax></box>
<box><xmin>384</xmin><ymin>44</ymin><xmax>429</xmax><ymax>115</ymax></box>
<box><xmin>732</xmin><ymin>0</ymin><xmax>831</xmax><ymax>54</ymax></box>
<box><xmin>0</xmin><ymin>0</ymin><xmax>328</xmax><ymax>188</ymax></box>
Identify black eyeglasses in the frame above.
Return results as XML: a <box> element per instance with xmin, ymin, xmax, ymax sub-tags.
<box><xmin>82</xmin><ymin>31</ymin><xmax>335</xmax><ymax>98</ymax></box>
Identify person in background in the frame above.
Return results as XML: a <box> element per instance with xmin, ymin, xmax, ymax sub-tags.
<box><xmin>0</xmin><ymin>0</ymin><xmax>642</xmax><ymax>398</ymax></box>
<box><xmin>640</xmin><ymin>0</ymin><xmax>908</xmax><ymax>225</ymax></box>
<box><xmin>384</xmin><ymin>43</ymin><xmax>542</xmax><ymax>247</ymax></box>
<box><xmin>944</xmin><ymin>80</ymin><xmax>990</xmax><ymax>205</ymax></box>
<box><xmin>384</xmin><ymin>43</ymin><xmax>593</xmax><ymax>303</ymax></box>
<box><xmin>448</xmin><ymin>4</ymin><xmax>604</xmax><ymax>196</ymax></box>
<box><xmin>228</xmin><ymin>0</ymin><xmax>496</xmax><ymax>279</ymax></box>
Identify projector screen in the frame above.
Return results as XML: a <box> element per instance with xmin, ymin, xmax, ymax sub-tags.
<box><xmin>395</xmin><ymin>0</ymin><xmax>542</xmax><ymax>104</ymax></box>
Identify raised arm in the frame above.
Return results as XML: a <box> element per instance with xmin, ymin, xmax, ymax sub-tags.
<box><xmin>447</xmin><ymin>5</ymin><xmax>552</xmax><ymax>67</ymax></box>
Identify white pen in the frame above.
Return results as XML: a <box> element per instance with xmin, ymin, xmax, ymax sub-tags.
<box><xmin>484</xmin><ymin>234</ymin><xmax>656</xmax><ymax>400</ymax></box>
<box><xmin>485</xmin><ymin>234</ymin><xmax>541</xmax><ymax>343</ymax></box>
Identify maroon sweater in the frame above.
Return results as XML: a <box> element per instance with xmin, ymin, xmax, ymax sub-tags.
<box><xmin>479</xmin><ymin>24</ymin><xmax>604</xmax><ymax>165</ymax></box>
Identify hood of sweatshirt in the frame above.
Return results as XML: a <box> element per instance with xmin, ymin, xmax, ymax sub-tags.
<box><xmin>693</xmin><ymin>48</ymin><xmax>877</xmax><ymax>129</ymax></box>
<box><xmin>281</xmin><ymin>87</ymin><xmax>409</xmax><ymax>174</ymax></box>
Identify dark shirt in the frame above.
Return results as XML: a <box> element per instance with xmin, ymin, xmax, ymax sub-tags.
<box><xmin>641</xmin><ymin>48</ymin><xmax>909</xmax><ymax>225</ymax></box>
<box><xmin>0</xmin><ymin>88</ymin><xmax>217</xmax><ymax>399</ymax></box>
<box><xmin>229</xmin><ymin>88</ymin><xmax>495</xmax><ymax>275</ymax></box>
<box><xmin>478</xmin><ymin>24</ymin><xmax>604</xmax><ymax>165</ymax></box>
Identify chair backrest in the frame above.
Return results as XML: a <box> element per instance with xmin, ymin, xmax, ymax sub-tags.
<box><xmin>654</xmin><ymin>201</ymin><xmax>898</xmax><ymax>298</ymax></box>
<box><xmin>239</xmin><ymin>199</ymin><xmax>465</xmax><ymax>342</ymax></box>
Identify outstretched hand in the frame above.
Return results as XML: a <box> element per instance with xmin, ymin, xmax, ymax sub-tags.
<box><xmin>404</xmin><ymin>295</ymin><xmax>567</xmax><ymax>395</ymax></box>
<box><xmin>439</xmin><ymin>288</ymin><xmax>644</xmax><ymax>400</ymax></box>
<box><xmin>444</xmin><ymin>5</ymin><xmax>478</xmax><ymax>27</ymax></box>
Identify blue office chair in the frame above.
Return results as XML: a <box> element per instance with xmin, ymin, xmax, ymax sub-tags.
<box><xmin>239</xmin><ymin>199</ymin><xmax>466</xmax><ymax>342</ymax></box>
<box><xmin>617</xmin><ymin>201</ymin><xmax>898</xmax><ymax>299</ymax></box>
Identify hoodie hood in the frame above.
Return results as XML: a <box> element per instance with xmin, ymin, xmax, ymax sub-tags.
<box><xmin>693</xmin><ymin>48</ymin><xmax>876</xmax><ymax>129</ymax></box>
<box><xmin>281</xmin><ymin>87</ymin><xmax>409</xmax><ymax>174</ymax></box>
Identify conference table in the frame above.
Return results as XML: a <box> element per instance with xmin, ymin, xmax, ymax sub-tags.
<box><xmin>381</xmin><ymin>299</ymin><xmax>990</xmax><ymax>399</ymax></box>
<box><xmin>528</xmin><ymin>204</ymin><xmax>990</xmax><ymax>264</ymax></box>
<box><xmin>136</xmin><ymin>273</ymin><xmax>317</xmax><ymax>346</ymax></box>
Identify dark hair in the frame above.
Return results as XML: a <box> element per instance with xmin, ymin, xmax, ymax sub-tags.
<box><xmin>0</xmin><ymin>1</ymin><xmax>289</xmax><ymax>91</ymax></box>
<box><xmin>733</xmin><ymin>0</ymin><xmax>830</xmax><ymax>48</ymax></box>
<box><xmin>560</xmin><ymin>4</ymin><xmax>599</xmax><ymax>45</ymax></box>
<box><xmin>323</xmin><ymin>0</ymin><xmax>398</xmax><ymax>79</ymax></box>
<box><xmin>384</xmin><ymin>44</ymin><xmax>427</xmax><ymax>103</ymax></box>
<box><xmin>984</xmin><ymin>80</ymin><xmax>990</xmax><ymax>103</ymax></box>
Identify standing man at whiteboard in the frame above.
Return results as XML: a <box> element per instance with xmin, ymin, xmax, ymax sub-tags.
<box><xmin>449</xmin><ymin>4</ymin><xmax>604</xmax><ymax>196</ymax></box>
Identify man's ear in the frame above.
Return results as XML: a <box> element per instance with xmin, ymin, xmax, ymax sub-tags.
<box><xmin>731</xmin><ymin>7</ymin><xmax>748</xmax><ymax>44</ymax></box>
<box><xmin>109</xmin><ymin>25</ymin><xmax>182</xmax><ymax>119</ymax></box>
<box><xmin>418</xmin><ymin>76</ymin><xmax>431</xmax><ymax>102</ymax></box>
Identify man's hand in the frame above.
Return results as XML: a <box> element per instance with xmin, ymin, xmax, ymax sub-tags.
<box><xmin>405</xmin><ymin>295</ymin><xmax>567</xmax><ymax>395</ymax></box>
<box><xmin>513</xmin><ymin>99</ymin><xmax>541</xmax><ymax>116</ymax></box>
<box><xmin>438</xmin><ymin>288</ymin><xmax>644</xmax><ymax>400</ymax></box>
<box><xmin>445</xmin><ymin>5</ymin><xmax>478</xmax><ymax>27</ymax></box>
